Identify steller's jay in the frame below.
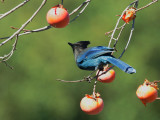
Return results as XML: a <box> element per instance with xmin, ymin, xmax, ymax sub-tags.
<box><xmin>68</xmin><ymin>41</ymin><xmax>136</xmax><ymax>74</ymax></box>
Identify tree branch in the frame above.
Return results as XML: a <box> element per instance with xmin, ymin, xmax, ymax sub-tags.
<box><xmin>0</xmin><ymin>0</ymin><xmax>30</xmax><ymax>20</ymax></box>
<box><xmin>0</xmin><ymin>0</ymin><xmax>47</xmax><ymax>47</ymax></box>
<box><xmin>69</xmin><ymin>0</ymin><xmax>91</xmax><ymax>23</ymax></box>
<box><xmin>92</xmin><ymin>79</ymin><xmax>98</xmax><ymax>99</ymax></box>
<box><xmin>136</xmin><ymin>0</ymin><xmax>158</xmax><ymax>12</ymax></box>
<box><xmin>0</xmin><ymin>35</ymin><xmax>18</xmax><ymax>62</ymax></box>
<box><xmin>69</xmin><ymin>0</ymin><xmax>91</xmax><ymax>16</ymax></box>
<box><xmin>118</xmin><ymin>19</ymin><xmax>135</xmax><ymax>59</ymax></box>
<box><xmin>108</xmin><ymin>0</ymin><xmax>138</xmax><ymax>47</ymax></box>
<box><xmin>105</xmin><ymin>23</ymin><xmax>126</xmax><ymax>35</ymax></box>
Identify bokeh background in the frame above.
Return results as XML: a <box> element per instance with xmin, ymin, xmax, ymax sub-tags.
<box><xmin>0</xmin><ymin>0</ymin><xmax>160</xmax><ymax>120</ymax></box>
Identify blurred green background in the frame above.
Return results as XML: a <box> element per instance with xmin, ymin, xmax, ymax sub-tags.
<box><xmin>0</xmin><ymin>0</ymin><xmax>160</xmax><ymax>120</ymax></box>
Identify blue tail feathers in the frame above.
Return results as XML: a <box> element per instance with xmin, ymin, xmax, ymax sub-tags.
<box><xmin>106</xmin><ymin>57</ymin><xmax>136</xmax><ymax>74</ymax></box>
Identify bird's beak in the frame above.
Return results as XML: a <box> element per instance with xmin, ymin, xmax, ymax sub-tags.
<box><xmin>68</xmin><ymin>42</ymin><xmax>73</xmax><ymax>47</ymax></box>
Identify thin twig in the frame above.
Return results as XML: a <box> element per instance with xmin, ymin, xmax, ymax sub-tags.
<box><xmin>69</xmin><ymin>0</ymin><xmax>91</xmax><ymax>16</ymax></box>
<box><xmin>105</xmin><ymin>23</ymin><xmax>126</xmax><ymax>35</ymax></box>
<box><xmin>118</xmin><ymin>1</ymin><xmax>138</xmax><ymax>59</ymax></box>
<box><xmin>136</xmin><ymin>0</ymin><xmax>158</xmax><ymax>12</ymax></box>
<box><xmin>92</xmin><ymin>70</ymin><xmax>100</xmax><ymax>99</ymax></box>
<box><xmin>57</xmin><ymin>75</ymin><xmax>94</xmax><ymax>83</ymax></box>
<box><xmin>119</xmin><ymin>19</ymin><xmax>135</xmax><ymax>59</ymax></box>
<box><xmin>0</xmin><ymin>0</ymin><xmax>47</xmax><ymax>47</ymax></box>
<box><xmin>57</xmin><ymin>69</ymin><xmax>96</xmax><ymax>83</ymax></box>
<box><xmin>113</xmin><ymin>23</ymin><xmax>126</xmax><ymax>48</ymax></box>
<box><xmin>0</xmin><ymin>35</ymin><xmax>18</xmax><ymax>61</ymax></box>
<box><xmin>0</xmin><ymin>0</ymin><xmax>30</xmax><ymax>20</ymax></box>
<box><xmin>0</xmin><ymin>35</ymin><xmax>18</xmax><ymax>69</ymax></box>
<box><xmin>108</xmin><ymin>0</ymin><xmax>138</xmax><ymax>48</ymax></box>
<box><xmin>2</xmin><ymin>61</ymin><xmax>14</xmax><ymax>69</ymax></box>
<box><xmin>156</xmin><ymin>98</ymin><xmax>160</xmax><ymax>100</ymax></box>
<box><xmin>10</xmin><ymin>26</ymin><xmax>31</xmax><ymax>32</ymax></box>
<box><xmin>108</xmin><ymin>1</ymin><xmax>134</xmax><ymax>47</ymax></box>
<box><xmin>69</xmin><ymin>0</ymin><xmax>91</xmax><ymax>23</ymax></box>
<box><xmin>0</xmin><ymin>25</ymin><xmax>52</xmax><ymax>40</ymax></box>
<box><xmin>92</xmin><ymin>79</ymin><xmax>98</xmax><ymax>99</ymax></box>
<box><xmin>57</xmin><ymin>79</ymin><xmax>86</xmax><ymax>83</ymax></box>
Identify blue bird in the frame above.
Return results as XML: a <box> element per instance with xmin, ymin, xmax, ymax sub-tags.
<box><xmin>68</xmin><ymin>41</ymin><xmax>136</xmax><ymax>74</ymax></box>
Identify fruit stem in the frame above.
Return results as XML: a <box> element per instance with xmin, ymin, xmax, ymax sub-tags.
<box><xmin>156</xmin><ymin>97</ymin><xmax>160</xmax><ymax>100</ymax></box>
<box><xmin>145</xmin><ymin>79</ymin><xmax>159</xmax><ymax>90</ymax></box>
<box><xmin>59</xmin><ymin>4</ymin><xmax>63</xmax><ymax>8</ymax></box>
<box><xmin>92</xmin><ymin>79</ymin><xmax>98</xmax><ymax>99</ymax></box>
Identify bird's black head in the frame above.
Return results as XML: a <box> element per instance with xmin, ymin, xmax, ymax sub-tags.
<box><xmin>68</xmin><ymin>41</ymin><xmax>90</xmax><ymax>59</ymax></box>
<box><xmin>68</xmin><ymin>41</ymin><xmax>90</xmax><ymax>51</ymax></box>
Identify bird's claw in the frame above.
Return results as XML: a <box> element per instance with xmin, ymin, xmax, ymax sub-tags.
<box><xmin>84</xmin><ymin>76</ymin><xmax>93</xmax><ymax>83</ymax></box>
<box><xmin>114</xmin><ymin>47</ymin><xmax>118</xmax><ymax>52</ymax></box>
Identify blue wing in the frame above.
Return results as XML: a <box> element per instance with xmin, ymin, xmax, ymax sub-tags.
<box><xmin>77</xmin><ymin>46</ymin><xmax>114</xmax><ymax>63</ymax></box>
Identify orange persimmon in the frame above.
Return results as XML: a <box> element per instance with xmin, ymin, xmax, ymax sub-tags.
<box><xmin>136</xmin><ymin>80</ymin><xmax>158</xmax><ymax>106</ymax></box>
<box><xmin>80</xmin><ymin>93</ymin><xmax>104</xmax><ymax>115</ymax></box>
<box><xmin>46</xmin><ymin>4</ymin><xmax>70</xmax><ymax>28</ymax></box>
<box><xmin>122</xmin><ymin>7</ymin><xmax>136</xmax><ymax>23</ymax></box>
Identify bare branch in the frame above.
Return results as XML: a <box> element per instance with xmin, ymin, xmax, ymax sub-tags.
<box><xmin>2</xmin><ymin>61</ymin><xmax>14</xmax><ymax>69</ymax></box>
<box><xmin>0</xmin><ymin>25</ymin><xmax>52</xmax><ymax>40</ymax></box>
<box><xmin>0</xmin><ymin>0</ymin><xmax>30</xmax><ymax>20</ymax></box>
<box><xmin>105</xmin><ymin>23</ymin><xmax>126</xmax><ymax>35</ymax></box>
<box><xmin>18</xmin><ymin>25</ymin><xmax>52</xmax><ymax>36</ymax></box>
<box><xmin>112</xmin><ymin>23</ymin><xmax>126</xmax><ymax>51</ymax></box>
<box><xmin>0</xmin><ymin>35</ymin><xmax>18</xmax><ymax>61</ymax></box>
<box><xmin>69</xmin><ymin>0</ymin><xmax>91</xmax><ymax>16</ymax></box>
<box><xmin>108</xmin><ymin>0</ymin><xmax>138</xmax><ymax>47</ymax></box>
<box><xmin>92</xmin><ymin>79</ymin><xmax>98</xmax><ymax>99</ymax></box>
<box><xmin>118</xmin><ymin>19</ymin><xmax>135</xmax><ymax>59</ymax></box>
<box><xmin>92</xmin><ymin>70</ymin><xmax>99</xmax><ymax>99</ymax></box>
<box><xmin>69</xmin><ymin>0</ymin><xmax>91</xmax><ymax>23</ymax></box>
<box><xmin>57</xmin><ymin>75</ymin><xmax>94</xmax><ymax>83</ymax></box>
<box><xmin>57</xmin><ymin>79</ymin><xmax>86</xmax><ymax>83</ymax></box>
<box><xmin>136</xmin><ymin>0</ymin><xmax>158</xmax><ymax>12</ymax></box>
<box><xmin>106</xmin><ymin>0</ymin><xmax>158</xmax><ymax>48</ymax></box>
<box><xmin>0</xmin><ymin>0</ymin><xmax>47</xmax><ymax>47</ymax></box>
<box><xmin>10</xmin><ymin>26</ymin><xmax>31</xmax><ymax>32</ymax></box>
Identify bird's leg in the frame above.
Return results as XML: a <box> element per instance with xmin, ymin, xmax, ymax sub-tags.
<box><xmin>83</xmin><ymin>76</ymin><xmax>93</xmax><ymax>83</ymax></box>
<box><xmin>84</xmin><ymin>70</ymin><xmax>97</xmax><ymax>83</ymax></box>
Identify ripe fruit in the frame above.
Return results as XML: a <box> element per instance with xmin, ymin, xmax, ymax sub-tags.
<box><xmin>46</xmin><ymin>4</ymin><xmax>70</xmax><ymax>28</ymax></box>
<box><xmin>122</xmin><ymin>7</ymin><xmax>136</xmax><ymax>24</ymax></box>
<box><xmin>136</xmin><ymin>79</ymin><xmax>158</xmax><ymax>106</ymax></box>
<box><xmin>80</xmin><ymin>93</ymin><xmax>104</xmax><ymax>115</ymax></box>
<box><xmin>96</xmin><ymin>68</ymin><xmax>115</xmax><ymax>83</ymax></box>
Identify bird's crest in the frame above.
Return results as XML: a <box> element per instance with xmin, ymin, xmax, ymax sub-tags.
<box><xmin>68</xmin><ymin>41</ymin><xmax>90</xmax><ymax>49</ymax></box>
